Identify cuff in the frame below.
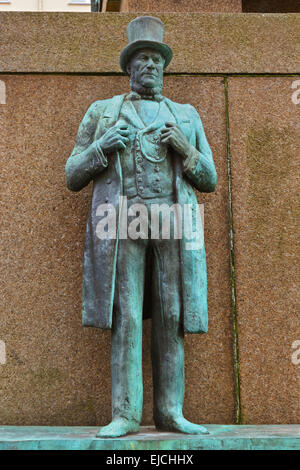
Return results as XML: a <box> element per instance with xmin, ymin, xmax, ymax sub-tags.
<box><xmin>89</xmin><ymin>141</ymin><xmax>108</xmax><ymax>174</ymax></box>
<box><xmin>183</xmin><ymin>146</ymin><xmax>200</xmax><ymax>174</ymax></box>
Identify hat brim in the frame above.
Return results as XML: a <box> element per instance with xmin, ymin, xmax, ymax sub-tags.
<box><xmin>120</xmin><ymin>40</ymin><xmax>173</xmax><ymax>73</ymax></box>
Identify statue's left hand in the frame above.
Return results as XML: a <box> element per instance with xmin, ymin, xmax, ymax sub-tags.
<box><xmin>160</xmin><ymin>122</ymin><xmax>192</xmax><ymax>159</ymax></box>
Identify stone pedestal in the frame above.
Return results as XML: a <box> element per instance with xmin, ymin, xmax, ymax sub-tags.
<box><xmin>0</xmin><ymin>425</ymin><xmax>299</xmax><ymax>450</ymax></box>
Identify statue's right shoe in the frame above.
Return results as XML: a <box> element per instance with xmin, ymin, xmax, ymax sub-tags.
<box><xmin>96</xmin><ymin>417</ymin><xmax>140</xmax><ymax>438</ymax></box>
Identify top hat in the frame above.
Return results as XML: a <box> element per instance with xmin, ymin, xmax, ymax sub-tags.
<box><xmin>120</xmin><ymin>16</ymin><xmax>173</xmax><ymax>74</ymax></box>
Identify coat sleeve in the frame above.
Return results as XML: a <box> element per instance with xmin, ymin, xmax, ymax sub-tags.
<box><xmin>65</xmin><ymin>102</ymin><xmax>108</xmax><ymax>192</ymax></box>
<box><xmin>182</xmin><ymin>105</ymin><xmax>217</xmax><ymax>193</ymax></box>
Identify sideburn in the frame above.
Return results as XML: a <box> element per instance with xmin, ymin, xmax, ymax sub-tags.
<box><xmin>129</xmin><ymin>70</ymin><xmax>163</xmax><ymax>97</ymax></box>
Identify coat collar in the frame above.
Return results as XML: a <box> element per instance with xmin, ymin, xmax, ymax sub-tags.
<box><xmin>101</xmin><ymin>93</ymin><xmax>181</xmax><ymax>126</ymax></box>
<box><xmin>120</xmin><ymin>94</ymin><xmax>180</xmax><ymax>132</ymax></box>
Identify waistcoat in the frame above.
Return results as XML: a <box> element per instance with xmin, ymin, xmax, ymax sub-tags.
<box><xmin>118</xmin><ymin>99</ymin><xmax>175</xmax><ymax>199</ymax></box>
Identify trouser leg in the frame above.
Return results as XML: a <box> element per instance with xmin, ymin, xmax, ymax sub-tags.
<box><xmin>151</xmin><ymin>238</ymin><xmax>185</xmax><ymax>424</ymax></box>
<box><xmin>111</xmin><ymin>237</ymin><xmax>146</xmax><ymax>425</ymax></box>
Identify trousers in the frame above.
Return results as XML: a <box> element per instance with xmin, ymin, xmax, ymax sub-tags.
<box><xmin>111</xmin><ymin>196</ymin><xmax>184</xmax><ymax>425</ymax></box>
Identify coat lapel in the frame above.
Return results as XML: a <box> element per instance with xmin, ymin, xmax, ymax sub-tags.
<box><xmin>103</xmin><ymin>93</ymin><xmax>127</xmax><ymax>125</ymax></box>
<box><xmin>120</xmin><ymin>98</ymin><xmax>145</xmax><ymax>129</ymax></box>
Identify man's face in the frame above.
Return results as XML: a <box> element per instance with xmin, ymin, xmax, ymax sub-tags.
<box><xmin>128</xmin><ymin>49</ymin><xmax>164</xmax><ymax>89</ymax></box>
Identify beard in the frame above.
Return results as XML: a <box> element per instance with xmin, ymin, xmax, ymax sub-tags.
<box><xmin>129</xmin><ymin>70</ymin><xmax>163</xmax><ymax>98</ymax></box>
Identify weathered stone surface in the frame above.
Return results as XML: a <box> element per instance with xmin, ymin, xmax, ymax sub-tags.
<box><xmin>0</xmin><ymin>425</ymin><xmax>299</xmax><ymax>450</ymax></box>
<box><xmin>0</xmin><ymin>13</ymin><xmax>299</xmax><ymax>74</ymax></box>
<box><xmin>164</xmin><ymin>77</ymin><xmax>235</xmax><ymax>424</ymax></box>
<box><xmin>228</xmin><ymin>77</ymin><xmax>300</xmax><ymax>424</ymax></box>
<box><xmin>127</xmin><ymin>0</ymin><xmax>242</xmax><ymax>12</ymax></box>
<box><xmin>0</xmin><ymin>75</ymin><xmax>234</xmax><ymax>425</ymax></box>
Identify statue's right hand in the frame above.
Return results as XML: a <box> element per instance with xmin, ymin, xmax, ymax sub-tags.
<box><xmin>97</xmin><ymin>124</ymin><xmax>130</xmax><ymax>154</ymax></box>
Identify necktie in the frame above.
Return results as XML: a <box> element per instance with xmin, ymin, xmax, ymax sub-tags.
<box><xmin>126</xmin><ymin>91</ymin><xmax>164</xmax><ymax>103</ymax></box>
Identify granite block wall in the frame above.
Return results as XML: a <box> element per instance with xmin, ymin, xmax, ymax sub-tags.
<box><xmin>0</xmin><ymin>12</ymin><xmax>299</xmax><ymax>425</ymax></box>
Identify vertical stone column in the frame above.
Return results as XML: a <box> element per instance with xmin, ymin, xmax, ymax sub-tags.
<box><xmin>228</xmin><ymin>77</ymin><xmax>300</xmax><ymax>423</ymax></box>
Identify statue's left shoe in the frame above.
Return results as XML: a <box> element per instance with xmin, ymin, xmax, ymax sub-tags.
<box><xmin>155</xmin><ymin>414</ymin><xmax>209</xmax><ymax>435</ymax></box>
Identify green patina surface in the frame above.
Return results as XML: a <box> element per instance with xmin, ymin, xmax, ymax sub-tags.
<box><xmin>0</xmin><ymin>425</ymin><xmax>299</xmax><ymax>450</ymax></box>
<box><xmin>64</xmin><ymin>16</ymin><xmax>218</xmax><ymax>438</ymax></box>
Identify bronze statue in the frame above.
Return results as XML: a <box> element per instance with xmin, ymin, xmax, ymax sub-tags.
<box><xmin>65</xmin><ymin>16</ymin><xmax>217</xmax><ymax>437</ymax></box>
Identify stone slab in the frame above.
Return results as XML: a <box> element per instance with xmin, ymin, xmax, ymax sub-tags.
<box><xmin>0</xmin><ymin>425</ymin><xmax>299</xmax><ymax>450</ymax></box>
<box><xmin>228</xmin><ymin>77</ymin><xmax>300</xmax><ymax>423</ymax></box>
<box><xmin>126</xmin><ymin>0</ymin><xmax>242</xmax><ymax>12</ymax></box>
<box><xmin>0</xmin><ymin>75</ymin><xmax>234</xmax><ymax>426</ymax></box>
<box><xmin>0</xmin><ymin>13</ymin><xmax>299</xmax><ymax>73</ymax></box>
